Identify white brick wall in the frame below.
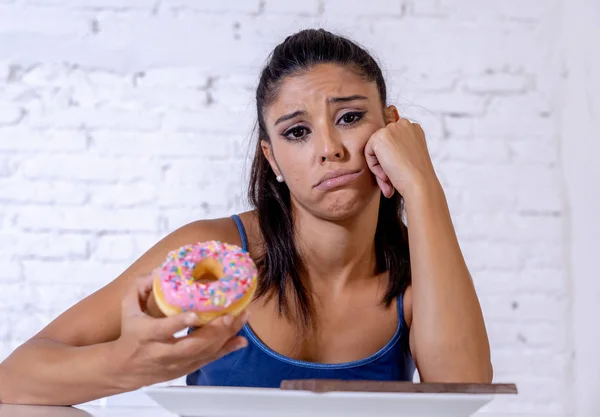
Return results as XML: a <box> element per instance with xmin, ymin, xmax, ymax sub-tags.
<box><xmin>0</xmin><ymin>0</ymin><xmax>589</xmax><ymax>415</ymax></box>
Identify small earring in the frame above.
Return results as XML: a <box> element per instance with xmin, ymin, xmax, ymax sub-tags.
<box><xmin>276</xmin><ymin>175</ymin><xmax>284</xmax><ymax>183</ymax></box>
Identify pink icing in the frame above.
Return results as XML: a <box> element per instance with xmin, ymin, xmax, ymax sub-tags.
<box><xmin>158</xmin><ymin>241</ymin><xmax>257</xmax><ymax>312</ymax></box>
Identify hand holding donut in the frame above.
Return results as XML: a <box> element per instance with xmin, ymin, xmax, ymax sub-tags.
<box><xmin>113</xmin><ymin>271</ymin><xmax>249</xmax><ymax>390</ymax></box>
<box><xmin>364</xmin><ymin>110</ymin><xmax>438</xmax><ymax>198</ymax></box>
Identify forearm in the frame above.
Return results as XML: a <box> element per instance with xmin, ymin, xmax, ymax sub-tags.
<box><xmin>404</xmin><ymin>178</ymin><xmax>492</xmax><ymax>382</ymax></box>
<box><xmin>0</xmin><ymin>338</ymin><xmax>134</xmax><ymax>406</ymax></box>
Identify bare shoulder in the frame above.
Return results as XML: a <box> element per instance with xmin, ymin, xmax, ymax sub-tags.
<box><xmin>112</xmin><ymin>213</ymin><xmax>254</xmax><ymax>283</ymax></box>
<box><xmin>31</xmin><ymin>212</ymin><xmax>257</xmax><ymax>347</ymax></box>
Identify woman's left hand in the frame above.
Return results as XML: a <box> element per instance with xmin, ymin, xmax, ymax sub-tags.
<box><xmin>364</xmin><ymin>116</ymin><xmax>437</xmax><ymax>198</ymax></box>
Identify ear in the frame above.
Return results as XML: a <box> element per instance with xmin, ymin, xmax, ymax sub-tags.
<box><xmin>260</xmin><ymin>139</ymin><xmax>281</xmax><ymax>176</ymax></box>
<box><xmin>384</xmin><ymin>105</ymin><xmax>400</xmax><ymax>124</ymax></box>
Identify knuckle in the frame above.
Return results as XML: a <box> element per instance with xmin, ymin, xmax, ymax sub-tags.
<box><xmin>209</xmin><ymin>320</ymin><xmax>232</xmax><ymax>337</ymax></box>
<box><xmin>164</xmin><ymin>356</ymin><xmax>180</xmax><ymax>371</ymax></box>
<box><xmin>377</xmin><ymin>130</ymin><xmax>388</xmax><ymax>140</ymax></box>
<box><xmin>182</xmin><ymin>333</ymin><xmax>216</xmax><ymax>355</ymax></box>
<box><xmin>177</xmin><ymin>337</ymin><xmax>205</xmax><ymax>356</ymax></box>
<box><xmin>177</xmin><ymin>343</ymin><xmax>196</xmax><ymax>358</ymax></box>
<box><xmin>154</xmin><ymin>345</ymin><xmax>175</xmax><ymax>363</ymax></box>
<box><xmin>149</xmin><ymin>324</ymin><xmax>167</xmax><ymax>341</ymax></box>
<box><xmin>368</xmin><ymin>132</ymin><xmax>380</xmax><ymax>144</ymax></box>
<box><xmin>149</xmin><ymin>329</ymin><xmax>161</xmax><ymax>341</ymax></box>
<box><xmin>197</xmin><ymin>324</ymin><xmax>219</xmax><ymax>340</ymax></box>
<box><xmin>373</xmin><ymin>127</ymin><xmax>387</xmax><ymax>138</ymax></box>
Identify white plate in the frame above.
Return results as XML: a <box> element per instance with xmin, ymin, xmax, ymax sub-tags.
<box><xmin>144</xmin><ymin>385</ymin><xmax>493</xmax><ymax>417</ymax></box>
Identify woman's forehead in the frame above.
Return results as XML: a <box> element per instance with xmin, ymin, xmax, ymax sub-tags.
<box><xmin>265</xmin><ymin>64</ymin><xmax>378</xmax><ymax>117</ymax></box>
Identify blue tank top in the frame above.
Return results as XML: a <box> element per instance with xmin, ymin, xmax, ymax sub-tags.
<box><xmin>186</xmin><ymin>215</ymin><xmax>416</xmax><ymax>387</ymax></box>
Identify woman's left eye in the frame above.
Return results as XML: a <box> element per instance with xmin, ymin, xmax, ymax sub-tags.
<box><xmin>338</xmin><ymin>112</ymin><xmax>365</xmax><ymax>125</ymax></box>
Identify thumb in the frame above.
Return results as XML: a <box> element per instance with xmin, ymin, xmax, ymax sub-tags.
<box><xmin>122</xmin><ymin>271</ymin><xmax>156</xmax><ymax>316</ymax></box>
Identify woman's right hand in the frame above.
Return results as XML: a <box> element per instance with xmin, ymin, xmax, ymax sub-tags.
<box><xmin>112</xmin><ymin>272</ymin><xmax>249</xmax><ymax>390</ymax></box>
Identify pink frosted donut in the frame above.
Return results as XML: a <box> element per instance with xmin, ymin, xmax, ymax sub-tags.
<box><xmin>152</xmin><ymin>241</ymin><xmax>257</xmax><ymax>321</ymax></box>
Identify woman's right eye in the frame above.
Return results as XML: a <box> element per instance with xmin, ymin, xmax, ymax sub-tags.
<box><xmin>283</xmin><ymin>126</ymin><xmax>309</xmax><ymax>141</ymax></box>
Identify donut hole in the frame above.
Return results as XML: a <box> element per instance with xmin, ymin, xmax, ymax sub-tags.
<box><xmin>192</xmin><ymin>258</ymin><xmax>223</xmax><ymax>285</ymax></box>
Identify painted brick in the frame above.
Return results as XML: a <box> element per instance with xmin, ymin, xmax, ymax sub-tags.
<box><xmin>0</xmin><ymin>0</ymin><xmax>573</xmax><ymax>414</ymax></box>
<box><xmin>15</xmin><ymin>206</ymin><xmax>158</xmax><ymax>232</ymax></box>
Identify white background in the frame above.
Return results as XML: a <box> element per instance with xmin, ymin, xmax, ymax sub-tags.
<box><xmin>0</xmin><ymin>0</ymin><xmax>598</xmax><ymax>416</ymax></box>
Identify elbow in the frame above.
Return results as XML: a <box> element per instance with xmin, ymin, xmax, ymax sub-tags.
<box><xmin>465</xmin><ymin>363</ymin><xmax>495</xmax><ymax>384</ymax></box>
<box><xmin>0</xmin><ymin>363</ymin><xmax>32</xmax><ymax>406</ymax></box>
<box><xmin>484</xmin><ymin>360</ymin><xmax>494</xmax><ymax>383</ymax></box>
<box><xmin>0</xmin><ymin>363</ymin><xmax>11</xmax><ymax>405</ymax></box>
<box><xmin>419</xmin><ymin>359</ymin><xmax>494</xmax><ymax>384</ymax></box>
<box><xmin>469</xmin><ymin>360</ymin><xmax>494</xmax><ymax>384</ymax></box>
<box><xmin>0</xmin><ymin>364</ymin><xmax>6</xmax><ymax>404</ymax></box>
<box><xmin>468</xmin><ymin>356</ymin><xmax>494</xmax><ymax>384</ymax></box>
<box><xmin>478</xmin><ymin>343</ymin><xmax>494</xmax><ymax>383</ymax></box>
<box><xmin>0</xmin><ymin>364</ymin><xmax>18</xmax><ymax>405</ymax></box>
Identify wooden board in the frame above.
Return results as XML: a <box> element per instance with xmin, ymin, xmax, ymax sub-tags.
<box><xmin>280</xmin><ymin>380</ymin><xmax>518</xmax><ymax>395</ymax></box>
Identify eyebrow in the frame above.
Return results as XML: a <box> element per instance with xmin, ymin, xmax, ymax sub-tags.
<box><xmin>273</xmin><ymin>95</ymin><xmax>369</xmax><ymax>126</ymax></box>
<box><xmin>328</xmin><ymin>94</ymin><xmax>369</xmax><ymax>103</ymax></box>
<box><xmin>275</xmin><ymin>110</ymin><xmax>307</xmax><ymax>126</ymax></box>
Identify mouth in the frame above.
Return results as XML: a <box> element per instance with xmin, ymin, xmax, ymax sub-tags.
<box><xmin>314</xmin><ymin>168</ymin><xmax>364</xmax><ymax>191</ymax></box>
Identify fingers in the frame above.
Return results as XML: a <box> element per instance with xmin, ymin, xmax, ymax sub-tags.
<box><xmin>368</xmin><ymin>161</ymin><xmax>388</xmax><ymax>183</ymax></box>
<box><xmin>147</xmin><ymin>311</ymin><xmax>199</xmax><ymax>341</ymax></box>
<box><xmin>365</xmin><ymin>137</ymin><xmax>394</xmax><ymax>197</ymax></box>
<box><xmin>413</xmin><ymin>122</ymin><xmax>427</xmax><ymax>144</ymax></box>
<box><xmin>197</xmin><ymin>311</ymin><xmax>249</xmax><ymax>346</ymax></box>
<box><xmin>122</xmin><ymin>272</ymin><xmax>156</xmax><ymax>316</ymax></box>
<box><xmin>396</xmin><ymin>118</ymin><xmax>426</xmax><ymax>142</ymax></box>
<box><xmin>365</xmin><ymin>140</ymin><xmax>388</xmax><ymax>182</ymax></box>
<box><xmin>178</xmin><ymin>335</ymin><xmax>247</xmax><ymax>376</ymax></box>
<box><xmin>396</xmin><ymin>116</ymin><xmax>415</xmax><ymax>126</ymax></box>
<box><xmin>376</xmin><ymin>177</ymin><xmax>395</xmax><ymax>198</ymax></box>
<box><xmin>215</xmin><ymin>336</ymin><xmax>248</xmax><ymax>358</ymax></box>
<box><xmin>174</xmin><ymin>310</ymin><xmax>250</xmax><ymax>357</ymax></box>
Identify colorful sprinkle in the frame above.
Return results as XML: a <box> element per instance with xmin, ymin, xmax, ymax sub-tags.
<box><xmin>158</xmin><ymin>241</ymin><xmax>257</xmax><ymax>313</ymax></box>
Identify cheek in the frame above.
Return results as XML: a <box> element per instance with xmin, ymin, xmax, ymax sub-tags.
<box><xmin>343</xmin><ymin>123</ymin><xmax>380</xmax><ymax>154</ymax></box>
<box><xmin>272</xmin><ymin>141</ymin><xmax>310</xmax><ymax>182</ymax></box>
<box><xmin>287</xmin><ymin>152</ymin><xmax>311</xmax><ymax>185</ymax></box>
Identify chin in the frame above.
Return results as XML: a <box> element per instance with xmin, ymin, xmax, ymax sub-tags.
<box><xmin>316</xmin><ymin>187</ymin><xmax>379</xmax><ymax>221</ymax></box>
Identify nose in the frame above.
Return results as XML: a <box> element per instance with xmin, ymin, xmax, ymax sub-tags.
<box><xmin>317</xmin><ymin>123</ymin><xmax>345</xmax><ymax>163</ymax></box>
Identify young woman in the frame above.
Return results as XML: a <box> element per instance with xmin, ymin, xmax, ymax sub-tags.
<box><xmin>0</xmin><ymin>28</ymin><xmax>492</xmax><ymax>406</ymax></box>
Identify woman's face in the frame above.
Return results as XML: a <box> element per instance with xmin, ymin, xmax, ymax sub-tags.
<box><xmin>262</xmin><ymin>63</ymin><xmax>395</xmax><ymax>220</ymax></box>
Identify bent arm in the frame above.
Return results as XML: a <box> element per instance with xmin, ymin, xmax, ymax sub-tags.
<box><xmin>0</xmin><ymin>267</ymin><xmax>137</xmax><ymax>406</ymax></box>
<box><xmin>0</xmin><ymin>217</ymin><xmax>240</xmax><ymax>405</ymax></box>
<box><xmin>0</xmin><ymin>339</ymin><xmax>130</xmax><ymax>406</ymax></box>
<box><xmin>404</xmin><ymin>179</ymin><xmax>492</xmax><ymax>383</ymax></box>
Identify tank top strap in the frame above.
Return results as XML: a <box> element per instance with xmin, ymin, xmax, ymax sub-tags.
<box><xmin>397</xmin><ymin>292</ymin><xmax>408</xmax><ymax>333</ymax></box>
<box><xmin>231</xmin><ymin>214</ymin><xmax>249</xmax><ymax>252</ymax></box>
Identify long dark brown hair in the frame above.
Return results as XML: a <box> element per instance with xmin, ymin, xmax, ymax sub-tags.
<box><xmin>248</xmin><ymin>28</ymin><xmax>411</xmax><ymax>329</ymax></box>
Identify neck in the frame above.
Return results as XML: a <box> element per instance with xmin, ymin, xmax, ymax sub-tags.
<box><xmin>293</xmin><ymin>194</ymin><xmax>381</xmax><ymax>293</ymax></box>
